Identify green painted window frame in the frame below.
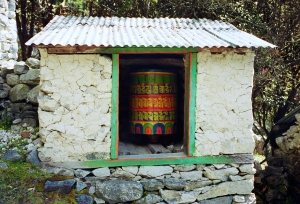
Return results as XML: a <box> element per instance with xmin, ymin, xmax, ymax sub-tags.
<box><xmin>111</xmin><ymin>52</ymin><xmax>197</xmax><ymax>160</ymax></box>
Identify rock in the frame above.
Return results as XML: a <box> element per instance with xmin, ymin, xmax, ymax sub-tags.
<box><xmin>173</xmin><ymin>164</ymin><xmax>196</xmax><ymax>172</ymax></box>
<box><xmin>25</xmin><ymin>58</ymin><xmax>40</xmax><ymax>69</ymax></box>
<box><xmin>27</xmin><ymin>85</ymin><xmax>40</xmax><ymax>104</ymax></box>
<box><xmin>74</xmin><ymin>169</ymin><xmax>90</xmax><ymax>178</ymax></box>
<box><xmin>180</xmin><ymin>171</ymin><xmax>202</xmax><ymax>181</ymax></box>
<box><xmin>76</xmin><ymin>180</ymin><xmax>87</xmax><ymax>192</ymax></box>
<box><xmin>21</xmin><ymin>131</ymin><xmax>31</xmax><ymax>138</ymax></box>
<box><xmin>94</xmin><ymin>198</ymin><xmax>106</xmax><ymax>204</ymax></box>
<box><xmin>6</xmin><ymin>73</ymin><xmax>19</xmax><ymax>85</ymax></box>
<box><xmin>197</xmin><ymin>180</ymin><xmax>253</xmax><ymax>201</ymax></box>
<box><xmin>3</xmin><ymin>149</ymin><xmax>23</xmax><ymax>161</ymax></box>
<box><xmin>19</xmin><ymin>69</ymin><xmax>40</xmax><ymax>85</ymax></box>
<box><xmin>12</xmin><ymin>118</ymin><xmax>22</xmax><ymax>124</ymax></box>
<box><xmin>42</xmin><ymin>166</ymin><xmax>74</xmax><ymax>176</ymax></box>
<box><xmin>9</xmin><ymin>84</ymin><xmax>30</xmax><ymax>102</ymax></box>
<box><xmin>198</xmin><ymin>196</ymin><xmax>233</xmax><ymax>204</ymax></box>
<box><xmin>203</xmin><ymin>167</ymin><xmax>238</xmax><ymax>181</ymax></box>
<box><xmin>89</xmin><ymin>186</ymin><xmax>96</xmax><ymax>194</ymax></box>
<box><xmin>2</xmin><ymin>83</ymin><xmax>11</xmax><ymax>91</ymax></box>
<box><xmin>136</xmin><ymin>194</ymin><xmax>163</xmax><ymax>204</ymax></box>
<box><xmin>212</xmin><ymin>164</ymin><xmax>226</xmax><ymax>169</ymax></box>
<box><xmin>265</xmin><ymin>166</ymin><xmax>283</xmax><ymax>176</ymax></box>
<box><xmin>0</xmin><ymin>77</ymin><xmax>4</xmax><ymax>83</ymax></box>
<box><xmin>21</xmin><ymin>118</ymin><xmax>37</xmax><ymax>127</ymax></box>
<box><xmin>163</xmin><ymin>178</ymin><xmax>186</xmax><ymax>190</ymax></box>
<box><xmin>138</xmin><ymin>166</ymin><xmax>173</xmax><ymax>178</ymax></box>
<box><xmin>122</xmin><ymin>166</ymin><xmax>138</xmax><ymax>175</ymax></box>
<box><xmin>184</xmin><ymin>180</ymin><xmax>213</xmax><ymax>191</ymax></box>
<box><xmin>14</xmin><ymin>61</ymin><xmax>29</xmax><ymax>74</ymax></box>
<box><xmin>111</xmin><ymin>167</ymin><xmax>135</xmax><ymax>178</ymax></box>
<box><xmin>92</xmin><ymin>167</ymin><xmax>110</xmax><ymax>178</ymax></box>
<box><xmin>0</xmin><ymin>67</ymin><xmax>14</xmax><ymax>78</ymax></box>
<box><xmin>0</xmin><ymin>162</ymin><xmax>8</xmax><ymax>169</ymax></box>
<box><xmin>233</xmin><ymin>195</ymin><xmax>245</xmax><ymax>202</ymax></box>
<box><xmin>26</xmin><ymin>149</ymin><xmax>41</xmax><ymax>166</ymax></box>
<box><xmin>229</xmin><ymin>175</ymin><xmax>244</xmax><ymax>181</ymax></box>
<box><xmin>244</xmin><ymin>193</ymin><xmax>256</xmax><ymax>204</ymax></box>
<box><xmin>0</xmin><ymin>89</ymin><xmax>9</xmax><ymax>98</ymax></box>
<box><xmin>20</xmin><ymin>111</ymin><xmax>37</xmax><ymax>119</ymax></box>
<box><xmin>141</xmin><ymin>179</ymin><xmax>164</xmax><ymax>191</ymax></box>
<box><xmin>95</xmin><ymin>180</ymin><xmax>143</xmax><ymax>203</ymax></box>
<box><xmin>159</xmin><ymin>189</ymin><xmax>201</xmax><ymax>204</ymax></box>
<box><xmin>239</xmin><ymin>164</ymin><xmax>256</xmax><ymax>174</ymax></box>
<box><xmin>44</xmin><ymin>179</ymin><xmax>76</xmax><ymax>194</ymax></box>
<box><xmin>38</xmin><ymin>95</ymin><xmax>59</xmax><ymax>112</ymax></box>
<box><xmin>75</xmin><ymin>194</ymin><xmax>94</xmax><ymax>204</ymax></box>
<box><xmin>11</xmin><ymin>124</ymin><xmax>22</xmax><ymax>134</ymax></box>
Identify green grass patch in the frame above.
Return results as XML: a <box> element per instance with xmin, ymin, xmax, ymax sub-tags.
<box><xmin>0</xmin><ymin>161</ymin><xmax>75</xmax><ymax>204</ymax></box>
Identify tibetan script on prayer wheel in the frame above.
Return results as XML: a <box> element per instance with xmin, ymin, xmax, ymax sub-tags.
<box><xmin>129</xmin><ymin>69</ymin><xmax>177</xmax><ymax>135</ymax></box>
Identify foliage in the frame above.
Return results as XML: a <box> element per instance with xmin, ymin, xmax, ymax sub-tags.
<box><xmin>0</xmin><ymin>109</ymin><xmax>12</xmax><ymax>131</ymax></box>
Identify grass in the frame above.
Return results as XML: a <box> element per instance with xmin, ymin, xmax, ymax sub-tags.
<box><xmin>0</xmin><ymin>160</ymin><xmax>74</xmax><ymax>204</ymax></box>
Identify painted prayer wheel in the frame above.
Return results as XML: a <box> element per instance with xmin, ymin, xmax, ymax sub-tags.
<box><xmin>129</xmin><ymin>69</ymin><xmax>177</xmax><ymax>137</ymax></box>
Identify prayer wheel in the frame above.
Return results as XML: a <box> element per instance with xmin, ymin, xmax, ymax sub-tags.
<box><xmin>129</xmin><ymin>69</ymin><xmax>177</xmax><ymax>138</ymax></box>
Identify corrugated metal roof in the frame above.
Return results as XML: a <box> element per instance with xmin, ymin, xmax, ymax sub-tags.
<box><xmin>26</xmin><ymin>16</ymin><xmax>276</xmax><ymax>48</ymax></box>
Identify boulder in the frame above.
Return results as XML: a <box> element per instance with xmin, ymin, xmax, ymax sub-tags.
<box><xmin>27</xmin><ymin>85</ymin><xmax>40</xmax><ymax>104</ymax></box>
<box><xmin>6</xmin><ymin>73</ymin><xmax>19</xmax><ymax>85</ymax></box>
<box><xmin>0</xmin><ymin>89</ymin><xmax>8</xmax><ymax>98</ymax></box>
<box><xmin>25</xmin><ymin>58</ymin><xmax>40</xmax><ymax>69</ymax></box>
<box><xmin>197</xmin><ymin>180</ymin><xmax>253</xmax><ymax>201</ymax></box>
<box><xmin>20</xmin><ymin>69</ymin><xmax>40</xmax><ymax>85</ymax></box>
<box><xmin>138</xmin><ymin>166</ymin><xmax>173</xmax><ymax>177</ymax></box>
<box><xmin>26</xmin><ymin>149</ymin><xmax>41</xmax><ymax>166</ymax></box>
<box><xmin>14</xmin><ymin>61</ymin><xmax>29</xmax><ymax>74</ymax></box>
<box><xmin>75</xmin><ymin>194</ymin><xmax>94</xmax><ymax>204</ymax></box>
<box><xmin>198</xmin><ymin>196</ymin><xmax>233</xmax><ymax>204</ymax></box>
<box><xmin>74</xmin><ymin>169</ymin><xmax>90</xmax><ymax>178</ymax></box>
<box><xmin>136</xmin><ymin>194</ymin><xmax>163</xmax><ymax>204</ymax></box>
<box><xmin>159</xmin><ymin>189</ymin><xmax>201</xmax><ymax>204</ymax></box>
<box><xmin>0</xmin><ymin>67</ymin><xmax>14</xmax><ymax>78</ymax></box>
<box><xmin>0</xmin><ymin>162</ymin><xmax>8</xmax><ymax>169</ymax></box>
<box><xmin>76</xmin><ymin>180</ymin><xmax>87</xmax><ymax>192</ymax></box>
<box><xmin>95</xmin><ymin>180</ymin><xmax>143</xmax><ymax>203</ymax></box>
<box><xmin>3</xmin><ymin>149</ymin><xmax>23</xmax><ymax>162</ymax></box>
<box><xmin>203</xmin><ymin>167</ymin><xmax>239</xmax><ymax>181</ymax></box>
<box><xmin>9</xmin><ymin>84</ymin><xmax>30</xmax><ymax>102</ymax></box>
<box><xmin>92</xmin><ymin>167</ymin><xmax>110</xmax><ymax>178</ymax></box>
<box><xmin>44</xmin><ymin>179</ymin><xmax>76</xmax><ymax>194</ymax></box>
<box><xmin>140</xmin><ymin>179</ymin><xmax>164</xmax><ymax>191</ymax></box>
<box><xmin>163</xmin><ymin>178</ymin><xmax>186</xmax><ymax>190</ymax></box>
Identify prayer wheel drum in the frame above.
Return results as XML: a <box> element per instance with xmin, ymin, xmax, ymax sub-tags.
<box><xmin>129</xmin><ymin>69</ymin><xmax>177</xmax><ymax>139</ymax></box>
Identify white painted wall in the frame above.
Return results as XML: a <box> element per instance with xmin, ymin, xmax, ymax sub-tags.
<box><xmin>38</xmin><ymin>49</ymin><xmax>112</xmax><ymax>162</ymax></box>
<box><xmin>194</xmin><ymin>50</ymin><xmax>255</xmax><ymax>156</ymax></box>
<box><xmin>37</xmin><ymin>49</ymin><xmax>255</xmax><ymax>162</ymax></box>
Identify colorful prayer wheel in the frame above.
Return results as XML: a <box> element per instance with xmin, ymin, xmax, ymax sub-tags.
<box><xmin>129</xmin><ymin>69</ymin><xmax>177</xmax><ymax>136</ymax></box>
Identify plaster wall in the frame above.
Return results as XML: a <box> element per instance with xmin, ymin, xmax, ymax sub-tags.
<box><xmin>195</xmin><ymin>50</ymin><xmax>255</xmax><ymax>156</ymax></box>
<box><xmin>37</xmin><ymin>49</ymin><xmax>112</xmax><ymax>162</ymax></box>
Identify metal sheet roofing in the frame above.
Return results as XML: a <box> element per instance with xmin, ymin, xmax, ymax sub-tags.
<box><xmin>26</xmin><ymin>16</ymin><xmax>276</xmax><ymax>49</ymax></box>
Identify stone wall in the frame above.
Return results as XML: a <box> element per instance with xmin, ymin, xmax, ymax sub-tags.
<box><xmin>1</xmin><ymin>0</ymin><xmax>40</xmax><ymax>129</ymax></box>
<box><xmin>37</xmin><ymin>49</ymin><xmax>112</xmax><ymax>162</ymax></box>
<box><xmin>0</xmin><ymin>0</ymin><xmax>17</xmax><ymax>69</ymax></box>
<box><xmin>43</xmin><ymin>163</ymin><xmax>256</xmax><ymax>204</ymax></box>
<box><xmin>195</xmin><ymin>51</ymin><xmax>255</xmax><ymax>156</ymax></box>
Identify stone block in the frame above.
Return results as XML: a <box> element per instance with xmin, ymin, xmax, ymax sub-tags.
<box><xmin>27</xmin><ymin>85</ymin><xmax>40</xmax><ymax>104</ymax></box>
<box><xmin>92</xmin><ymin>167</ymin><xmax>110</xmax><ymax>178</ymax></box>
<box><xmin>204</xmin><ymin>167</ymin><xmax>239</xmax><ymax>181</ymax></box>
<box><xmin>25</xmin><ymin>58</ymin><xmax>40</xmax><ymax>69</ymax></box>
<box><xmin>197</xmin><ymin>180</ymin><xmax>253</xmax><ymax>201</ymax></box>
<box><xmin>20</xmin><ymin>69</ymin><xmax>40</xmax><ymax>85</ymax></box>
<box><xmin>6</xmin><ymin>73</ymin><xmax>19</xmax><ymax>85</ymax></box>
<box><xmin>9</xmin><ymin>83</ymin><xmax>30</xmax><ymax>102</ymax></box>
<box><xmin>138</xmin><ymin>166</ymin><xmax>173</xmax><ymax>178</ymax></box>
<box><xmin>180</xmin><ymin>170</ymin><xmax>203</xmax><ymax>181</ymax></box>
<box><xmin>159</xmin><ymin>189</ymin><xmax>201</xmax><ymax>204</ymax></box>
<box><xmin>14</xmin><ymin>61</ymin><xmax>28</xmax><ymax>74</ymax></box>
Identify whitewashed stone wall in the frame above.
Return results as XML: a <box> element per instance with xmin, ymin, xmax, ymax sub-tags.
<box><xmin>0</xmin><ymin>0</ymin><xmax>18</xmax><ymax>69</ymax></box>
<box><xmin>38</xmin><ymin>49</ymin><xmax>112</xmax><ymax>162</ymax></box>
<box><xmin>195</xmin><ymin>50</ymin><xmax>255</xmax><ymax>156</ymax></box>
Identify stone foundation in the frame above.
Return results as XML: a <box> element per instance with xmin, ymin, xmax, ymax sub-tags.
<box><xmin>44</xmin><ymin>163</ymin><xmax>256</xmax><ymax>204</ymax></box>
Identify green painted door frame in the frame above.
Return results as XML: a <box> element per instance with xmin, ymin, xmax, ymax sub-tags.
<box><xmin>111</xmin><ymin>51</ymin><xmax>196</xmax><ymax>162</ymax></box>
